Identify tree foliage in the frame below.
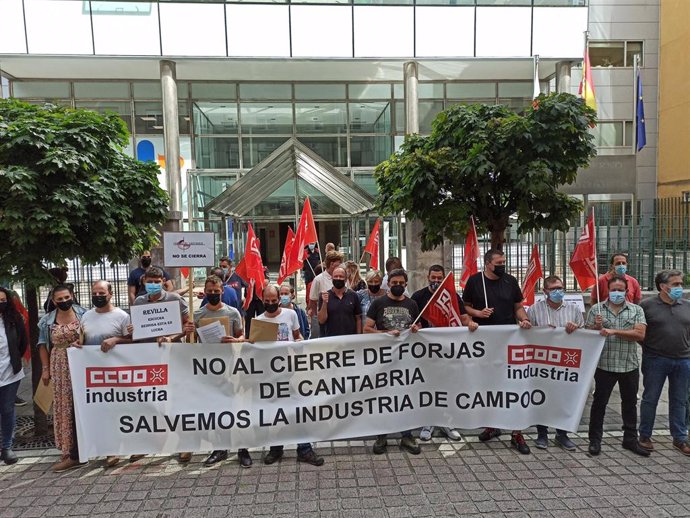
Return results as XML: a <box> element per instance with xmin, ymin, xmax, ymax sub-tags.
<box><xmin>0</xmin><ymin>99</ymin><xmax>169</xmax><ymax>286</ymax></box>
<box><xmin>374</xmin><ymin>93</ymin><xmax>597</xmax><ymax>250</ymax></box>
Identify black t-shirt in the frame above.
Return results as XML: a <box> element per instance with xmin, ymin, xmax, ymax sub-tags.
<box><xmin>411</xmin><ymin>286</ymin><xmax>467</xmax><ymax>328</ymax></box>
<box><xmin>318</xmin><ymin>289</ymin><xmax>361</xmax><ymax>337</ymax></box>
<box><xmin>462</xmin><ymin>272</ymin><xmax>522</xmax><ymax>326</ymax></box>
<box><xmin>366</xmin><ymin>296</ymin><xmax>419</xmax><ymax>331</ymax></box>
<box><xmin>303</xmin><ymin>250</ymin><xmax>321</xmax><ymax>283</ymax></box>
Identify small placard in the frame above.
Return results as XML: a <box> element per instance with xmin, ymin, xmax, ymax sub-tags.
<box><xmin>533</xmin><ymin>293</ymin><xmax>586</xmax><ymax>313</ymax></box>
<box><xmin>163</xmin><ymin>231</ymin><xmax>215</xmax><ymax>267</ymax></box>
<box><xmin>130</xmin><ymin>300</ymin><xmax>183</xmax><ymax>341</ymax></box>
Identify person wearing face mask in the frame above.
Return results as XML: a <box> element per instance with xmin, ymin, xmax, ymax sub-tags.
<box><xmin>197</xmin><ymin>267</ymin><xmax>240</xmax><ymax>312</ymax></box>
<box><xmin>585</xmin><ymin>275</ymin><xmax>648</xmax><ymax>457</ymax></box>
<box><xmin>189</xmin><ymin>275</ymin><xmax>248</xmax><ymax>468</ymax></box>
<box><xmin>412</xmin><ymin>265</ymin><xmax>477</xmax><ymax>442</ymax></box>
<box><xmin>256</xmin><ymin>285</ymin><xmax>325</xmax><ymax>467</ymax></box>
<box><xmin>637</xmin><ymin>270</ymin><xmax>690</xmax><ymax>456</ymax></box>
<box><xmin>357</xmin><ymin>270</ymin><xmax>386</xmax><ymax>327</ymax></box>
<box><xmin>590</xmin><ymin>253</ymin><xmax>642</xmax><ymax>305</ymax></box>
<box><xmin>127</xmin><ymin>251</ymin><xmax>173</xmax><ymax>305</ymax></box>
<box><xmin>37</xmin><ymin>284</ymin><xmax>88</xmax><ymax>472</ymax></box>
<box><xmin>80</xmin><ymin>280</ymin><xmax>132</xmax><ymax>468</ymax></box>
<box><xmin>279</xmin><ymin>285</ymin><xmax>310</xmax><ymax>340</ymax></box>
<box><xmin>308</xmin><ymin>250</ymin><xmax>345</xmax><ymax>337</ymax></box>
<box><xmin>0</xmin><ymin>288</ymin><xmax>28</xmax><ymax>465</ymax></box>
<box><xmin>463</xmin><ymin>249</ymin><xmax>532</xmax><ymax>454</ymax></box>
<box><xmin>302</xmin><ymin>243</ymin><xmax>321</xmax><ymax>300</ymax></box>
<box><xmin>364</xmin><ymin>268</ymin><xmax>422</xmax><ymax>455</ymax></box>
<box><xmin>317</xmin><ymin>266</ymin><xmax>362</xmax><ymax>337</ymax></box>
<box><xmin>344</xmin><ymin>261</ymin><xmax>366</xmax><ymax>292</ymax></box>
<box><xmin>527</xmin><ymin>275</ymin><xmax>584</xmax><ymax>450</ymax></box>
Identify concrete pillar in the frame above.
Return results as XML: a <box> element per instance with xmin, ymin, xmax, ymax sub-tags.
<box><xmin>555</xmin><ymin>61</ymin><xmax>572</xmax><ymax>93</ymax></box>
<box><xmin>402</xmin><ymin>61</ymin><xmax>451</xmax><ymax>292</ymax></box>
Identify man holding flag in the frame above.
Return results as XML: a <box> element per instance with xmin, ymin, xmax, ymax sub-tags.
<box><xmin>527</xmin><ymin>275</ymin><xmax>584</xmax><ymax>450</ymax></box>
<box><xmin>412</xmin><ymin>265</ymin><xmax>477</xmax><ymax>442</ymax></box>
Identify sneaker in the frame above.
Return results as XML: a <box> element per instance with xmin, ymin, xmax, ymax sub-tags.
<box><xmin>419</xmin><ymin>427</ymin><xmax>433</xmax><ymax>441</ymax></box>
<box><xmin>638</xmin><ymin>437</ymin><xmax>654</xmax><ymax>451</ymax></box>
<box><xmin>297</xmin><ymin>449</ymin><xmax>324</xmax><ymax>466</ymax></box>
<box><xmin>105</xmin><ymin>456</ymin><xmax>120</xmax><ymax>468</ymax></box>
<box><xmin>534</xmin><ymin>435</ymin><xmax>548</xmax><ymax>449</ymax></box>
<box><xmin>52</xmin><ymin>458</ymin><xmax>87</xmax><ymax>473</ymax></box>
<box><xmin>478</xmin><ymin>427</ymin><xmax>501</xmax><ymax>442</ymax></box>
<box><xmin>238</xmin><ymin>449</ymin><xmax>252</xmax><ymax>468</ymax></box>
<box><xmin>400</xmin><ymin>435</ymin><xmax>421</xmax><ymax>455</ymax></box>
<box><xmin>555</xmin><ymin>434</ymin><xmax>577</xmax><ymax>451</ymax></box>
<box><xmin>263</xmin><ymin>449</ymin><xmax>283</xmax><ymax>465</ymax></box>
<box><xmin>14</xmin><ymin>396</ymin><xmax>27</xmax><ymax>407</ymax></box>
<box><xmin>129</xmin><ymin>454</ymin><xmax>146</xmax><ymax>463</ymax></box>
<box><xmin>672</xmin><ymin>440</ymin><xmax>690</xmax><ymax>456</ymax></box>
<box><xmin>0</xmin><ymin>448</ymin><xmax>18</xmax><ymax>465</ymax></box>
<box><xmin>372</xmin><ymin>435</ymin><xmax>387</xmax><ymax>455</ymax></box>
<box><xmin>511</xmin><ymin>433</ymin><xmax>530</xmax><ymax>455</ymax></box>
<box><xmin>441</xmin><ymin>427</ymin><xmax>462</xmax><ymax>441</ymax></box>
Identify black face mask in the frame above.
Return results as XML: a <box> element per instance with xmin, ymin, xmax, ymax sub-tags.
<box><xmin>390</xmin><ymin>285</ymin><xmax>405</xmax><ymax>297</ymax></box>
<box><xmin>368</xmin><ymin>284</ymin><xmax>381</xmax><ymax>293</ymax></box>
<box><xmin>332</xmin><ymin>279</ymin><xmax>346</xmax><ymax>290</ymax></box>
<box><xmin>493</xmin><ymin>265</ymin><xmax>506</xmax><ymax>277</ymax></box>
<box><xmin>56</xmin><ymin>300</ymin><xmax>73</xmax><ymax>311</ymax></box>
<box><xmin>0</xmin><ymin>302</ymin><xmax>7</xmax><ymax>313</ymax></box>
<box><xmin>141</xmin><ymin>257</ymin><xmax>152</xmax><ymax>267</ymax></box>
<box><xmin>91</xmin><ymin>295</ymin><xmax>108</xmax><ymax>308</ymax></box>
<box><xmin>264</xmin><ymin>303</ymin><xmax>279</xmax><ymax>313</ymax></box>
<box><xmin>207</xmin><ymin>293</ymin><xmax>221</xmax><ymax>305</ymax></box>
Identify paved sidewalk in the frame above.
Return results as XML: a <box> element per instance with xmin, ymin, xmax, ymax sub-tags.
<box><xmin>1</xmin><ymin>429</ymin><xmax>689</xmax><ymax>518</ymax></box>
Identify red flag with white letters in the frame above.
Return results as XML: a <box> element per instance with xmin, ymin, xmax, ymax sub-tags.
<box><xmin>286</xmin><ymin>197</ymin><xmax>319</xmax><ymax>276</ymax></box>
<box><xmin>569</xmin><ymin>210</ymin><xmax>598</xmax><ymax>291</ymax></box>
<box><xmin>420</xmin><ymin>272</ymin><xmax>463</xmax><ymax>328</ymax></box>
<box><xmin>459</xmin><ymin>217</ymin><xmax>479</xmax><ymax>288</ymax></box>
<box><xmin>521</xmin><ymin>244</ymin><xmax>543</xmax><ymax>306</ymax></box>
<box><xmin>277</xmin><ymin>226</ymin><xmax>295</xmax><ymax>285</ymax></box>
<box><xmin>363</xmin><ymin>219</ymin><xmax>381</xmax><ymax>271</ymax></box>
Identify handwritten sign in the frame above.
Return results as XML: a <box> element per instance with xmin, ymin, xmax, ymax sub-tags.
<box><xmin>130</xmin><ymin>300</ymin><xmax>183</xmax><ymax>341</ymax></box>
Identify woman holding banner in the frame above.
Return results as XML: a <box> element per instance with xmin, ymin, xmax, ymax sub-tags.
<box><xmin>37</xmin><ymin>284</ymin><xmax>88</xmax><ymax>473</ymax></box>
<box><xmin>356</xmin><ymin>270</ymin><xmax>385</xmax><ymax>327</ymax></box>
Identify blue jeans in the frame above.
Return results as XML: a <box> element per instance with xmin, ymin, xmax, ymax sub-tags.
<box><xmin>0</xmin><ymin>381</ymin><xmax>20</xmax><ymax>449</ymax></box>
<box><xmin>639</xmin><ymin>353</ymin><xmax>690</xmax><ymax>442</ymax></box>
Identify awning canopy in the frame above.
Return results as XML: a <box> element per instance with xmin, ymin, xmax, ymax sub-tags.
<box><xmin>204</xmin><ymin>138</ymin><xmax>376</xmax><ymax>218</ymax></box>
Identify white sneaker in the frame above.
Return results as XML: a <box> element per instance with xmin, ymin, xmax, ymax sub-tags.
<box><xmin>441</xmin><ymin>427</ymin><xmax>462</xmax><ymax>441</ymax></box>
<box><xmin>420</xmin><ymin>427</ymin><xmax>433</xmax><ymax>441</ymax></box>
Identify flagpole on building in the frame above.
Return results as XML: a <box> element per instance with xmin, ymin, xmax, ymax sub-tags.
<box><xmin>411</xmin><ymin>271</ymin><xmax>453</xmax><ymax>328</ymax></box>
<box><xmin>632</xmin><ymin>54</ymin><xmax>638</xmax><ymax>153</ymax></box>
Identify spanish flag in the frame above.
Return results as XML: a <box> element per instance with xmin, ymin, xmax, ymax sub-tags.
<box><xmin>579</xmin><ymin>48</ymin><xmax>597</xmax><ymax>111</ymax></box>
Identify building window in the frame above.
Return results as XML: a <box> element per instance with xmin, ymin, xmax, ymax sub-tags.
<box><xmin>590</xmin><ymin>121</ymin><xmax>633</xmax><ymax>148</ymax></box>
<box><xmin>589</xmin><ymin>41</ymin><xmax>643</xmax><ymax>68</ymax></box>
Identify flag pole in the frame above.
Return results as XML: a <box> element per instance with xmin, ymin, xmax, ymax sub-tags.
<box><xmin>591</xmin><ymin>207</ymin><xmax>602</xmax><ymax>315</ymax></box>
<box><xmin>632</xmin><ymin>54</ymin><xmax>639</xmax><ymax>153</ymax></box>
<box><xmin>411</xmin><ymin>271</ymin><xmax>452</xmax><ymax>328</ymax></box>
<box><xmin>481</xmin><ymin>267</ymin><xmax>489</xmax><ymax>309</ymax></box>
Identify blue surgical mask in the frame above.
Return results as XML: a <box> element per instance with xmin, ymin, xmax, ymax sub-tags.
<box><xmin>609</xmin><ymin>291</ymin><xmax>626</xmax><ymax>304</ymax></box>
<box><xmin>669</xmin><ymin>286</ymin><xmax>684</xmax><ymax>301</ymax></box>
<box><xmin>145</xmin><ymin>283</ymin><xmax>162</xmax><ymax>296</ymax></box>
<box><xmin>547</xmin><ymin>289</ymin><xmax>565</xmax><ymax>303</ymax></box>
<box><xmin>221</xmin><ymin>267</ymin><xmax>229</xmax><ymax>276</ymax></box>
<box><xmin>280</xmin><ymin>295</ymin><xmax>290</xmax><ymax>306</ymax></box>
<box><xmin>615</xmin><ymin>265</ymin><xmax>627</xmax><ymax>275</ymax></box>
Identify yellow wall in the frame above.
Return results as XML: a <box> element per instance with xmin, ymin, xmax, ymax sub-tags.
<box><xmin>658</xmin><ymin>0</ymin><xmax>690</xmax><ymax>197</ymax></box>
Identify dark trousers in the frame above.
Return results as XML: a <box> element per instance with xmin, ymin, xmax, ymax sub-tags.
<box><xmin>0</xmin><ymin>380</ymin><xmax>20</xmax><ymax>449</ymax></box>
<box><xmin>536</xmin><ymin>425</ymin><xmax>568</xmax><ymax>437</ymax></box>
<box><xmin>70</xmin><ymin>401</ymin><xmax>79</xmax><ymax>461</ymax></box>
<box><xmin>588</xmin><ymin>368</ymin><xmax>639</xmax><ymax>444</ymax></box>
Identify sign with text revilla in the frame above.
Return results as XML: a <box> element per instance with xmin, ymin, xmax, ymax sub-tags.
<box><xmin>163</xmin><ymin>231</ymin><xmax>215</xmax><ymax>267</ymax></box>
<box><xmin>68</xmin><ymin>327</ymin><xmax>605</xmax><ymax>461</ymax></box>
<box><xmin>130</xmin><ymin>300</ymin><xmax>183</xmax><ymax>341</ymax></box>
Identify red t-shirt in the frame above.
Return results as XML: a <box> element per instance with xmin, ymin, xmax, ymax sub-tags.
<box><xmin>590</xmin><ymin>272</ymin><xmax>642</xmax><ymax>304</ymax></box>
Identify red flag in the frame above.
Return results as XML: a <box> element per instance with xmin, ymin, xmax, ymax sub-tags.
<box><xmin>420</xmin><ymin>272</ymin><xmax>463</xmax><ymax>328</ymax></box>
<box><xmin>234</xmin><ymin>256</ymin><xmax>247</xmax><ymax>282</ymax></box>
<box><xmin>363</xmin><ymin>219</ymin><xmax>381</xmax><ymax>271</ymax></box>
<box><xmin>286</xmin><ymin>197</ymin><xmax>319</xmax><ymax>275</ymax></box>
<box><xmin>569</xmin><ymin>210</ymin><xmax>598</xmax><ymax>291</ymax></box>
<box><xmin>459</xmin><ymin>217</ymin><xmax>479</xmax><ymax>288</ymax></box>
<box><xmin>180</xmin><ymin>267</ymin><xmax>190</xmax><ymax>279</ymax></box>
<box><xmin>521</xmin><ymin>245</ymin><xmax>543</xmax><ymax>306</ymax></box>
<box><xmin>277</xmin><ymin>226</ymin><xmax>295</xmax><ymax>285</ymax></box>
<box><xmin>12</xmin><ymin>297</ymin><xmax>30</xmax><ymax>362</ymax></box>
<box><xmin>244</xmin><ymin>224</ymin><xmax>266</xmax><ymax>300</ymax></box>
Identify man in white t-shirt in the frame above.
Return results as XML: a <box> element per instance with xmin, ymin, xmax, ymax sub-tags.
<box><xmin>257</xmin><ymin>285</ymin><xmax>325</xmax><ymax>467</ymax></box>
<box><xmin>81</xmin><ymin>281</ymin><xmax>131</xmax><ymax>350</ymax></box>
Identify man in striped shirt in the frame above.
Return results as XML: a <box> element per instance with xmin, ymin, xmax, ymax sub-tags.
<box><xmin>527</xmin><ymin>275</ymin><xmax>584</xmax><ymax>451</ymax></box>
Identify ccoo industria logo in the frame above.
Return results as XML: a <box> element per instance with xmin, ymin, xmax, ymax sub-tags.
<box><xmin>86</xmin><ymin>365</ymin><xmax>168</xmax><ymax>387</ymax></box>
<box><xmin>508</xmin><ymin>345</ymin><xmax>581</xmax><ymax>368</ymax></box>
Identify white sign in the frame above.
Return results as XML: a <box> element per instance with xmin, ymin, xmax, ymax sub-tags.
<box><xmin>68</xmin><ymin>327</ymin><xmax>605</xmax><ymax>461</ymax></box>
<box><xmin>130</xmin><ymin>300</ymin><xmax>183</xmax><ymax>341</ymax></box>
<box><xmin>163</xmin><ymin>231</ymin><xmax>215</xmax><ymax>267</ymax></box>
<box><xmin>533</xmin><ymin>293</ymin><xmax>586</xmax><ymax>313</ymax></box>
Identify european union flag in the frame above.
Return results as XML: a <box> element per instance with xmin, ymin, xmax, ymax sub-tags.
<box><xmin>636</xmin><ymin>69</ymin><xmax>646</xmax><ymax>152</ymax></box>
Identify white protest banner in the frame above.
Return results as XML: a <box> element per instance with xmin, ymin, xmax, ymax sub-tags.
<box><xmin>163</xmin><ymin>231</ymin><xmax>215</xmax><ymax>267</ymax></box>
<box><xmin>68</xmin><ymin>326</ymin><xmax>605</xmax><ymax>461</ymax></box>
<box><xmin>130</xmin><ymin>300</ymin><xmax>183</xmax><ymax>341</ymax></box>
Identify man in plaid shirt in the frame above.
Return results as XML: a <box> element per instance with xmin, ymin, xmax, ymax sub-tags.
<box><xmin>586</xmin><ymin>275</ymin><xmax>648</xmax><ymax>457</ymax></box>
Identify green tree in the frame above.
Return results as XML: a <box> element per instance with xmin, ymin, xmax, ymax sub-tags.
<box><xmin>374</xmin><ymin>93</ymin><xmax>597</xmax><ymax>251</ymax></box>
<box><xmin>0</xmin><ymin>99</ymin><xmax>168</xmax><ymax>433</ymax></box>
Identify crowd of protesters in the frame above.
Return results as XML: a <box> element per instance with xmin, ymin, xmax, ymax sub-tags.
<box><xmin>1</xmin><ymin>247</ymin><xmax>688</xmax><ymax>473</ymax></box>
